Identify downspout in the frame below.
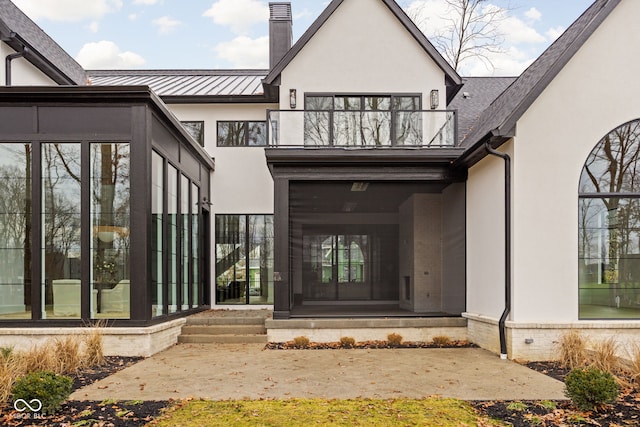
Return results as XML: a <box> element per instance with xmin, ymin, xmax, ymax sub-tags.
<box><xmin>5</xmin><ymin>40</ymin><xmax>28</xmax><ymax>86</ymax></box>
<box><xmin>484</xmin><ymin>141</ymin><xmax>511</xmax><ymax>360</ymax></box>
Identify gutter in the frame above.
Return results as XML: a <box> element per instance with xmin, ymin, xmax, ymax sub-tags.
<box><xmin>484</xmin><ymin>141</ymin><xmax>511</xmax><ymax>360</ymax></box>
<box><xmin>4</xmin><ymin>34</ymin><xmax>28</xmax><ymax>86</ymax></box>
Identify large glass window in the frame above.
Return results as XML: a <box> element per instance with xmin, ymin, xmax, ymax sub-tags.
<box><xmin>215</xmin><ymin>215</ymin><xmax>273</xmax><ymax>305</ymax></box>
<box><xmin>0</xmin><ymin>144</ymin><xmax>32</xmax><ymax>319</ymax></box>
<box><xmin>151</xmin><ymin>151</ymin><xmax>164</xmax><ymax>317</ymax></box>
<box><xmin>191</xmin><ymin>183</ymin><xmax>200</xmax><ymax>308</ymax></box>
<box><xmin>42</xmin><ymin>143</ymin><xmax>81</xmax><ymax>319</ymax></box>
<box><xmin>304</xmin><ymin>95</ymin><xmax>421</xmax><ymax>147</ymax></box>
<box><xmin>181</xmin><ymin>121</ymin><xmax>204</xmax><ymax>147</ymax></box>
<box><xmin>579</xmin><ymin>119</ymin><xmax>640</xmax><ymax>319</ymax></box>
<box><xmin>181</xmin><ymin>175</ymin><xmax>190</xmax><ymax>310</ymax></box>
<box><xmin>217</xmin><ymin>121</ymin><xmax>266</xmax><ymax>146</ymax></box>
<box><xmin>167</xmin><ymin>165</ymin><xmax>179</xmax><ymax>314</ymax></box>
<box><xmin>90</xmin><ymin>143</ymin><xmax>130</xmax><ymax>319</ymax></box>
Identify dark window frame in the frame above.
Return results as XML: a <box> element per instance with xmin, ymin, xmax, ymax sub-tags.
<box><xmin>216</xmin><ymin>121</ymin><xmax>267</xmax><ymax>147</ymax></box>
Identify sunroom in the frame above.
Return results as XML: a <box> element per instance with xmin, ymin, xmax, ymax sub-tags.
<box><xmin>0</xmin><ymin>86</ymin><xmax>213</xmax><ymax>326</ymax></box>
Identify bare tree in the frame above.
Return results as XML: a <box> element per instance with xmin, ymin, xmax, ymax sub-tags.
<box><xmin>405</xmin><ymin>0</ymin><xmax>509</xmax><ymax>72</ymax></box>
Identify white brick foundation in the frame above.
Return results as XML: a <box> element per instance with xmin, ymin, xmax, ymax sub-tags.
<box><xmin>465</xmin><ymin>312</ymin><xmax>640</xmax><ymax>361</ymax></box>
<box><xmin>0</xmin><ymin>318</ymin><xmax>186</xmax><ymax>357</ymax></box>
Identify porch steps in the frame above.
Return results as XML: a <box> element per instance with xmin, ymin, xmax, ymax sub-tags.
<box><xmin>178</xmin><ymin>312</ymin><xmax>269</xmax><ymax>344</ymax></box>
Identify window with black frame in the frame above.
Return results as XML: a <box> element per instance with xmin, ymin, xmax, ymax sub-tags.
<box><xmin>217</xmin><ymin>121</ymin><xmax>266</xmax><ymax>146</ymax></box>
<box><xmin>579</xmin><ymin>118</ymin><xmax>640</xmax><ymax>319</ymax></box>
<box><xmin>304</xmin><ymin>95</ymin><xmax>421</xmax><ymax>146</ymax></box>
<box><xmin>181</xmin><ymin>121</ymin><xmax>204</xmax><ymax>147</ymax></box>
<box><xmin>215</xmin><ymin>215</ymin><xmax>273</xmax><ymax>304</ymax></box>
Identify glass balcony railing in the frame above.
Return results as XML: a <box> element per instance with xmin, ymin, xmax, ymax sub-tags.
<box><xmin>267</xmin><ymin>110</ymin><xmax>457</xmax><ymax>148</ymax></box>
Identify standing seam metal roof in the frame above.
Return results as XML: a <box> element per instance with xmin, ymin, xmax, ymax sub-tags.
<box><xmin>88</xmin><ymin>70</ymin><xmax>268</xmax><ymax>97</ymax></box>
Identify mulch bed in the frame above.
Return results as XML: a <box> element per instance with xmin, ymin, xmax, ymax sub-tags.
<box><xmin>473</xmin><ymin>361</ymin><xmax>640</xmax><ymax>426</ymax></box>
<box><xmin>0</xmin><ymin>356</ymin><xmax>170</xmax><ymax>427</ymax></box>
<box><xmin>265</xmin><ymin>340</ymin><xmax>478</xmax><ymax>350</ymax></box>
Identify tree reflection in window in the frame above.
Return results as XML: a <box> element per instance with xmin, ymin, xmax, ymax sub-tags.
<box><xmin>579</xmin><ymin>119</ymin><xmax>640</xmax><ymax>319</ymax></box>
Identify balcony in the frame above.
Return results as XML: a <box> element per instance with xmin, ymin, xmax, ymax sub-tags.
<box><xmin>267</xmin><ymin>109</ymin><xmax>456</xmax><ymax>148</ymax></box>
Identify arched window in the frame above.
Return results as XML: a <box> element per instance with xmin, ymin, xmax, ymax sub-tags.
<box><xmin>579</xmin><ymin>119</ymin><xmax>640</xmax><ymax>319</ymax></box>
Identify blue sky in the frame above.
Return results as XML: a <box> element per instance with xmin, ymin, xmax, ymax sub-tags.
<box><xmin>10</xmin><ymin>0</ymin><xmax>594</xmax><ymax>76</ymax></box>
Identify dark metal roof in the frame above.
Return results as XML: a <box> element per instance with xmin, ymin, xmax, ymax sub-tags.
<box><xmin>449</xmin><ymin>77</ymin><xmax>517</xmax><ymax>145</ymax></box>
<box><xmin>0</xmin><ymin>0</ymin><xmax>86</xmax><ymax>85</ymax></box>
<box><xmin>458</xmin><ymin>0</ymin><xmax>621</xmax><ymax>166</ymax></box>
<box><xmin>88</xmin><ymin>69</ymin><xmax>268</xmax><ymax>99</ymax></box>
<box><xmin>263</xmin><ymin>0</ymin><xmax>462</xmax><ymax>90</ymax></box>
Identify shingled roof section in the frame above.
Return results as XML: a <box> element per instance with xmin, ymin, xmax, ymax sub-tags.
<box><xmin>449</xmin><ymin>77</ymin><xmax>516</xmax><ymax>145</ymax></box>
<box><xmin>458</xmin><ymin>0</ymin><xmax>620</xmax><ymax>164</ymax></box>
<box><xmin>0</xmin><ymin>0</ymin><xmax>86</xmax><ymax>85</ymax></box>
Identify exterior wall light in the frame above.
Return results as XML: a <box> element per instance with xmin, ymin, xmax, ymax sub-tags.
<box><xmin>289</xmin><ymin>89</ymin><xmax>297</xmax><ymax>109</ymax></box>
<box><xmin>430</xmin><ymin>89</ymin><xmax>439</xmax><ymax>110</ymax></box>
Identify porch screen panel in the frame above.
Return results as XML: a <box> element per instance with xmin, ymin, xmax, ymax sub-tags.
<box><xmin>42</xmin><ymin>143</ymin><xmax>81</xmax><ymax>319</ymax></box>
<box><xmin>0</xmin><ymin>144</ymin><xmax>31</xmax><ymax>319</ymax></box>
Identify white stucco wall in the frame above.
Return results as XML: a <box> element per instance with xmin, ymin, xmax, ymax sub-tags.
<box><xmin>168</xmin><ymin>103</ymin><xmax>276</xmax><ymax>306</ymax></box>
<box><xmin>466</xmin><ymin>142</ymin><xmax>511</xmax><ymax>319</ymax></box>
<box><xmin>0</xmin><ymin>42</ymin><xmax>58</xmax><ymax>86</ymax></box>
<box><xmin>279</xmin><ymin>0</ymin><xmax>446</xmax><ymax>109</ymax></box>
<box><xmin>168</xmin><ymin>103</ymin><xmax>276</xmax><ymax>214</ymax></box>
<box><xmin>509</xmin><ymin>0</ymin><xmax>640</xmax><ymax>323</ymax></box>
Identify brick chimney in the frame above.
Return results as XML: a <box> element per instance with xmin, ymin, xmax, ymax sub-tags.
<box><xmin>269</xmin><ymin>2</ymin><xmax>292</xmax><ymax>69</ymax></box>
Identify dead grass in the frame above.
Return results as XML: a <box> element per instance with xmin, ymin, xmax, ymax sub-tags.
<box><xmin>339</xmin><ymin>336</ymin><xmax>356</xmax><ymax>348</ymax></box>
<box><xmin>558</xmin><ymin>330</ymin><xmax>587</xmax><ymax>369</ymax></box>
<box><xmin>0</xmin><ymin>352</ymin><xmax>23</xmax><ymax>403</ymax></box>
<box><xmin>83</xmin><ymin>320</ymin><xmax>107</xmax><ymax>367</ymax></box>
<box><xmin>150</xmin><ymin>398</ymin><xmax>507</xmax><ymax>427</ymax></box>
<box><xmin>590</xmin><ymin>337</ymin><xmax>619</xmax><ymax>375</ymax></box>
<box><xmin>432</xmin><ymin>335</ymin><xmax>451</xmax><ymax>347</ymax></box>
<box><xmin>54</xmin><ymin>336</ymin><xmax>84</xmax><ymax>374</ymax></box>
<box><xmin>626</xmin><ymin>343</ymin><xmax>640</xmax><ymax>387</ymax></box>
<box><xmin>22</xmin><ymin>341</ymin><xmax>58</xmax><ymax>374</ymax></box>
<box><xmin>387</xmin><ymin>333</ymin><xmax>403</xmax><ymax>346</ymax></box>
<box><xmin>292</xmin><ymin>336</ymin><xmax>310</xmax><ymax>349</ymax></box>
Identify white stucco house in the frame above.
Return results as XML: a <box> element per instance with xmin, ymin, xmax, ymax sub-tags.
<box><xmin>0</xmin><ymin>0</ymin><xmax>638</xmax><ymax>360</ymax></box>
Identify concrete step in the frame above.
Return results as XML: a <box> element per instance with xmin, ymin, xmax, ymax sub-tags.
<box><xmin>178</xmin><ymin>334</ymin><xmax>268</xmax><ymax>344</ymax></box>
<box><xmin>186</xmin><ymin>317</ymin><xmax>267</xmax><ymax>326</ymax></box>
<box><xmin>181</xmin><ymin>325</ymin><xmax>266</xmax><ymax>336</ymax></box>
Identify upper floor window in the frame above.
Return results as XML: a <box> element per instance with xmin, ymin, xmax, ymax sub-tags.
<box><xmin>181</xmin><ymin>121</ymin><xmax>204</xmax><ymax>147</ymax></box>
<box><xmin>579</xmin><ymin>119</ymin><xmax>640</xmax><ymax>320</ymax></box>
<box><xmin>217</xmin><ymin>121</ymin><xmax>266</xmax><ymax>147</ymax></box>
<box><xmin>304</xmin><ymin>94</ymin><xmax>422</xmax><ymax>146</ymax></box>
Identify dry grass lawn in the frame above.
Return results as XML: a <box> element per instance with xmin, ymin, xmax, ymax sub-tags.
<box><xmin>151</xmin><ymin>398</ymin><xmax>506</xmax><ymax>426</ymax></box>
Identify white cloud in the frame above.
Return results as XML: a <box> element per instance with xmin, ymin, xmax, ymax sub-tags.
<box><xmin>499</xmin><ymin>14</ymin><xmax>546</xmax><ymax>45</ymax></box>
<box><xmin>153</xmin><ymin>16</ymin><xmax>181</xmax><ymax>34</ymax></box>
<box><xmin>463</xmin><ymin>46</ymin><xmax>533</xmax><ymax>77</ymax></box>
<box><xmin>405</xmin><ymin>0</ymin><xmax>547</xmax><ymax>76</ymax></box>
<box><xmin>128</xmin><ymin>13</ymin><xmax>138</xmax><ymax>21</ymax></box>
<box><xmin>76</xmin><ymin>41</ymin><xmax>146</xmax><ymax>69</ymax></box>
<box><xmin>546</xmin><ymin>26</ymin><xmax>566</xmax><ymax>42</ymax></box>
<box><xmin>87</xmin><ymin>21</ymin><xmax>100</xmax><ymax>33</ymax></box>
<box><xmin>12</xmin><ymin>0</ymin><xmax>122</xmax><ymax>22</ymax></box>
<box><xmin>133</xmin><ymin>0</ymin><xmax>159</xmax><ymax>4</ymax></box>
<box><xmin>214</xmin><ymin>36</ymin><xmax>268</xmax><ymax>68</ymax></box>
<box><xmin>525</xmin><ymin>7</ymin><xmax>542</xmax><ymax>22</ymax></box>
<box><xmin>203</xmin><ymin>0</ymin><xmax>269</xmax><ymax>35</ymax></box>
